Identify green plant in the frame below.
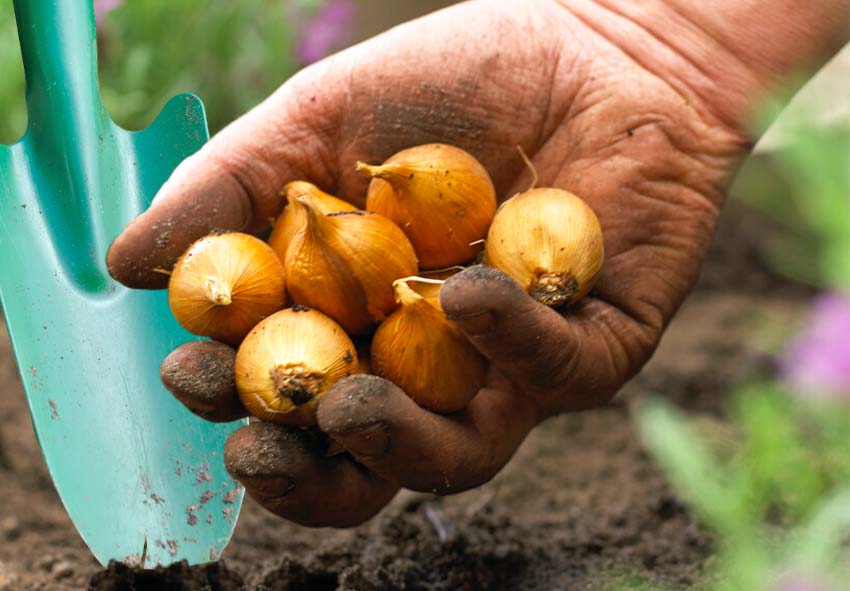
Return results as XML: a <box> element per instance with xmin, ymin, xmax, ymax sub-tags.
<box><xmin>0</xmin><ymin>0</ymin><xmax>352</xmax><ymax>143</ymax></box>
<box><xmin>732</xmin><ymin>103</ymin><xmax>850</xmax><ymax>290</ymax></box>
<box><xmin>0</xmin><ymin>1</ymin><xmax>26</xmax><ymax>143</ymax></box>
<box><xmin>96</xmin><ymin>0</ymin><xmax>299</xmax><ymax>133</ymax></box>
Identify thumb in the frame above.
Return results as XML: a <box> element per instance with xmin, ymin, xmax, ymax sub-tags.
<box><xmin>441</xmin><ymin>266</ymin><xmax>579</xmax><ymax>390</ymax></box>
<box><xmin>440</xmin><ymin>265</ymin><xmax>618</xmax><ymax>410</ymax></box>
<box><xmin>106</xmin><ymin>64</ymin><xmax>344</xmax><ymax>289</ymax></box>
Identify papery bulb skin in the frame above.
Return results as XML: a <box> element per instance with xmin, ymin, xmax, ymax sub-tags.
<box><xmin>485</xmin><ymin>188</ymin><xmax>604</xmax><ymax>308</ymax></box>
<box><xmin>371</xmin><ymin>280</ymin><xmax>487</xmax><ymax>413</ymax></box>
<box><xmin>358</xmin><ymin>144</ymin><xmax>496</xmax><ymax>269</ymax></box>
<box><xmin>268</xmin><ymin>181</ymin><xmax>356</xmax><ymax>263</ymax></box>
<box><xmin>284</xmin><ymin>195</ymin><xmax>418</xmax><ymax>334</ymax></box>
<box><xmin>235</xmin><ymin>307</ymin><xmax>358</xmax><ymax>425</ymax></box>
<box><xmin>168</xmin><ymin>232</ymin><xmax>287</xmax><ymax>344</ymax></box>
<box><xmin>409</xmin><ymin>267</ymin><xmax>462</xmax><ymax>312</ymax></box>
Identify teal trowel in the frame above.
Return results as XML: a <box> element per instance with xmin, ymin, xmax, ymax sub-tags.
<box><xmin>0</xmin><ymin>0</ymin><xmax>245</xmax><ymax>566</ymax></box>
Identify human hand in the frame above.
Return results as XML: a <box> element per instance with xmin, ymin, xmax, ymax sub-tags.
<box><xmin>108</xmin><ymin>0</ymin><xmax>847</xmax><ymax>526</ymax></box>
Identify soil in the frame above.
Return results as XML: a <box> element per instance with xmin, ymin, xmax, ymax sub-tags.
<box><xmin>0</xmin><ymin>201</ymin><xmax>812</xmax><ymax>591</ymax></box>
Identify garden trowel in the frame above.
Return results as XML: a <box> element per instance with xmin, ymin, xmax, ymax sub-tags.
<box><xmin>0</xmin><ymin>0</ymin><xmax>244</xmax><ymax>566</ymax></box>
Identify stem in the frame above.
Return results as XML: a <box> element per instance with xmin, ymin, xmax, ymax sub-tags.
<box><xmin>394</xmin><ymin>275</ymin><xmax>447</xmax><ymax>287</ymax></box>
<box><xmin>356</xmin><ymin>161</ymin><xmax>413</xmax><ymax>185</ymax></box>
<box><xmin>516</xmin><ymin>145</ymin><xmax>539</xmax><ymax>192</ymax></box>
<box><xmin>296</xmin><ymin>194</ymin><xmax>329</xmax><ymax>237</ymax></box>
<box><xmin>204</xmin><ymin>277</ymin><xmax>232</xmax><ymax>306</ymax></box>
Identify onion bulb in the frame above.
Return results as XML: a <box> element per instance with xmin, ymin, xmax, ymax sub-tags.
<box><xmin>357</xmin><ymin>144</ymin><xmax>496</xmax><ymax>269</ymax></box>
<box><xmin>485</xmin><ymin>188</ymin><xmax>604</xmax><ymax>308</ymax></box>
<box><xmin>371</xmin><ymin>278</ymin><xmax>487</xmax><ymax>413</ymax></box>
<box><xmin>284</xmin><ymin>194</ymin><xmax>418</xmax><ymax>334</ymax></box>
<box><xmin>168</xmin><ymin>232</ymin><xmax>287</xmax><ymax>344</ymax></box>
<box><xmin>235</xmin><ymin>307</ymin><xmax>358</xmax><ymax>425</ymax></box>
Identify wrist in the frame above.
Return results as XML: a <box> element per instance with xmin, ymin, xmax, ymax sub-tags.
<box><xmin>555</xmin><ymin>0</ymin><xmax>849</xmax><ymax>134</ymax></box>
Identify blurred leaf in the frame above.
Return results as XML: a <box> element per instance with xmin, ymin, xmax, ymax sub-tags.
<box><xmin>638</xmin><ymin>400</ymin><xmax>744</xmax><ymax>532</ymax></box>
<box><xmin>0</xmin><ymin>1</ymin><xmax>306</xmax><ymax>143</ymax></box>
<box><xmin>0</xmin><ymin>0</ymin><xmax>26</xmax><ymax>144</ymax></box>
<box><xmin>736</xmin><ymin>87</ymin><xmax>850</xmax><ymax>291</ymax></box>
<box><xmin>733</xmin><ymin>386</ymin><xmax>827</xmax><ymax>521</ymax></box>
<box><xmin>97</xmin><ymin>0</ymin><xmax>301</xmax><ymax>133</ymax></box>
<box><xmin>793</xmin><ymin>489</ymin><xmax>850</xmax><ymax>573</ymax></box>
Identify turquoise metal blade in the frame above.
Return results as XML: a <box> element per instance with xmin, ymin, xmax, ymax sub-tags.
<box><xmin>0</xmin><ymin>0</ymin><xmax>244</xmax><ymax>566</ymax></box>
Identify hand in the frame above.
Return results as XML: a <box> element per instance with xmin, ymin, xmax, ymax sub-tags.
<box><xmin>108</xmin><ymin>0</ymin><xmax>840</xmax><ymax>526</ymax></box>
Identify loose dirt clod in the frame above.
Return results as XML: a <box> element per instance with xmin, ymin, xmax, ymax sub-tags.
<box><xmin>87</xmin><ymin>560</ymin><xmax>244</xmax><ymax>591</ymax></box>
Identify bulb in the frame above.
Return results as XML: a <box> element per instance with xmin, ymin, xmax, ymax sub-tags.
<box><xmin>485</xmin><ymin>188</ymin><xmax>604</xmax><ymax>308</ymax></box>
<box><xmin>168</xmin><ymin>232</ymin><xmax>287</xmax><ymax>344</ymax></box>
<box><xmin>235</xmin><ymin>307</ymin><xmax>359</xmax><ymax>425</ymax></box>
<box><xmin>268</xmin><ymin>181</ymin><xmax>356</xmax><ymax>263</ymax></box>
<box><xmin>285</xmin><ymin>194</ymin><xmax>419</xmax><ymax>335</ymax></box>
<box><xmin>370</xmin><ymin>278</ymin><xmax>487</xmax><ymax>414</ymax></box>
<box><xmin>357</xmin><ymin>144</ymin><xmax>497</xmax><ymax>269</ymax></box>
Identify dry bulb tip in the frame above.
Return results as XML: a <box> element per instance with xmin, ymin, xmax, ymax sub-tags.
<box><xmin>204</xmin><ymin>277</ymin><xmax>232</xmax><ymax>306</ymax></box>
<box><xmin>270</xmin><ymin>364</ymin><xmax>323</xmax><ymax>407</ymax></box>
<box><xmin>529</xmin><ymin>273</ymin><xmax>579</xmax><ymax>309</ymax></box>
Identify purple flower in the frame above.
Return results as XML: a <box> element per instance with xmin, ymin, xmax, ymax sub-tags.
<box><xmin>772</xmin><ymin>572</ymin><xmax>832</xmax><ymax>591</ymax></box>
<box><xmin>94</xmin><ymin>0</ymin><xmax>124</xmax><ymax>26</ymax></box>
<box><xmin>781</xmin><ymin>292</ymin><xmax>850</xmax><ymax>400</ymax></box>
<box><xmin>295</xmin><ymin>0</ymin><xmax>357</xmax><ymax>65</ymax></box>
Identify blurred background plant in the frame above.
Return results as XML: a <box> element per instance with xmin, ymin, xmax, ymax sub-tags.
<box><xmin>631</xmin><ymin>102</ymin><xmax>850</xmax><ymax>591</ymax></box>
<box><xmin>0</xmin><ymin>0</ymin><xmax>358</xmax><ymax>142</ymax></box>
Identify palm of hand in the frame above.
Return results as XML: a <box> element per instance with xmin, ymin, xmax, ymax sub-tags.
<box><xmin>109</xmin><ymin>0</ymin><xmax>749</xmax><ymax>526</ymax></box>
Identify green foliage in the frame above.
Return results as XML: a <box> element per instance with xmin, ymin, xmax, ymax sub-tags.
<box><xmin>0</xmin><ymin>0</ymin><xmax>308</xmax><ymax>143</ymax></box>
<box><xmin>637</xmin><ymin>396</ymin><xmax>850</xmax><ymax>591</ymax></box>
<box><xmin>97</xmin><ymin>0</ymin><xmax>300</xmax><ymax>133</ymax></box>
<box><xmin>0</xmin><ymin>1</ymin><xmax>26</xmax><ymax>143</ymax></box>
<box><xmin>733</xmin><ymin>109</ymin><xmax>850</xmax><ymax>290</ymax></box>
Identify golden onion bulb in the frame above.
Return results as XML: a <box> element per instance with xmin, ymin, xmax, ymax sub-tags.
<box><xmin>371</xmin><ymin>279</ymin><xmax>486</xmax><ymax>413</ymax></box>
<box><xmin>485</xmin><ymin>188</ymin><xmax>604</xmax><ymax>308</ymax></box>
<box><xmin>168</xmin><ymin>232</ymin><xmax>287</xmax><ymax>344</ymax></box>
<box><xmin>284</xmin><ymin>194</ymin><xmax>418</xmax><ymax>334</ymax></box>
<box><xmin>235</xmin><ymin>307</ymin><xmax>358</xmax><ymax>425</ymax></box>
<box><xmin>357</xmin><ymin>144</ymin><xmax>496</xmax><ymax>269</ymax></box>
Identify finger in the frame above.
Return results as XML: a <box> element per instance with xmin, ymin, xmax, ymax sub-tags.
<box><xmin>107</xmin><ymin>61</ymin><xmax>345</xmax><ymax>289</ymax></box>
<box><xmin>316</xmin><ymin>375</ymin><xmax>538</xmax><ymax>494</ymax></box>
<box><xmin>160</xmin><ymin>341</ymin><xmax>247</xmax><ymax>423</ymax></box>
<box><xmin>440</xmin><ymin>265</ymin><xmax>653</xmax><ymax>411</ymax></box>
<box><xmin>224</xmin><ymin>421</ymin><xmax>398</xmax><ymax>528</ymax></box>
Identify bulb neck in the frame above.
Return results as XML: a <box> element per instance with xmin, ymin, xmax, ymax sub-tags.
<box><xmin>297</xmin><ymin>194</ymin><xmax>330</xmax><ymax>238</ymax></box>
<box><xmin>394</xmin><ymin>280</ymin><xmax>425</xmax><ymax>307</ymax></box>
<box><xmin>204</xmin><ymin>277</ymin><xmax>232</xmax><ymax>306</ymax></box>
<box><xmin>270</xmin><ymin>364</ymin><xmax>323</xmax><ymax>407</ymax></box>
<box><xmin>529</xmin><ymin>273</ymin><xmax>578</xmax><ymax>309</ymax></box>
<box><xmin>356</xmin><ymin>162</ymin><xmax>416</xmax><ymax>187</ymax></box>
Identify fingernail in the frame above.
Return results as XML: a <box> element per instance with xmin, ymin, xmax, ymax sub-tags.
<box><xmin>332</xmin><ymin>423</ymin><xmax>390</xmax><ymax>459</ymax></box>
<box><xmin>446</xmin><ymin>310</ymin><xmax>496</xmax><ymax>337</ymax></box>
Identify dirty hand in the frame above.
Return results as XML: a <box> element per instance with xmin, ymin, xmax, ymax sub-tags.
<box><xmin>107</xmin><ymin>0</ymin><xmax>846</xmax><ymax>526</ymax></box>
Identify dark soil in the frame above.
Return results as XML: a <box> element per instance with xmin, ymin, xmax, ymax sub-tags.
<box><xmin>0</xmin><ymin>201</ymin><xmax>811</xmax><ymax>591</ymax></box>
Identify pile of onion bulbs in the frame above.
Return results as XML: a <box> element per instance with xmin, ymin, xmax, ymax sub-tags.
<box><xmin>165</xmin><ymin>143</ymin><xmax>604</xmax><ymax>425</ymax></box>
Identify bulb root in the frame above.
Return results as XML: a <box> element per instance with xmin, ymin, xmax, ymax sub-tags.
<box><xmin>270</xmin><ymin>364</ymin><xmax>323</xmax><ymax>407</ymax></box>
<box><xmin>529</xmin><ymin>273</ymin><xmax>579</xmax><ymax>309</ymax></box>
